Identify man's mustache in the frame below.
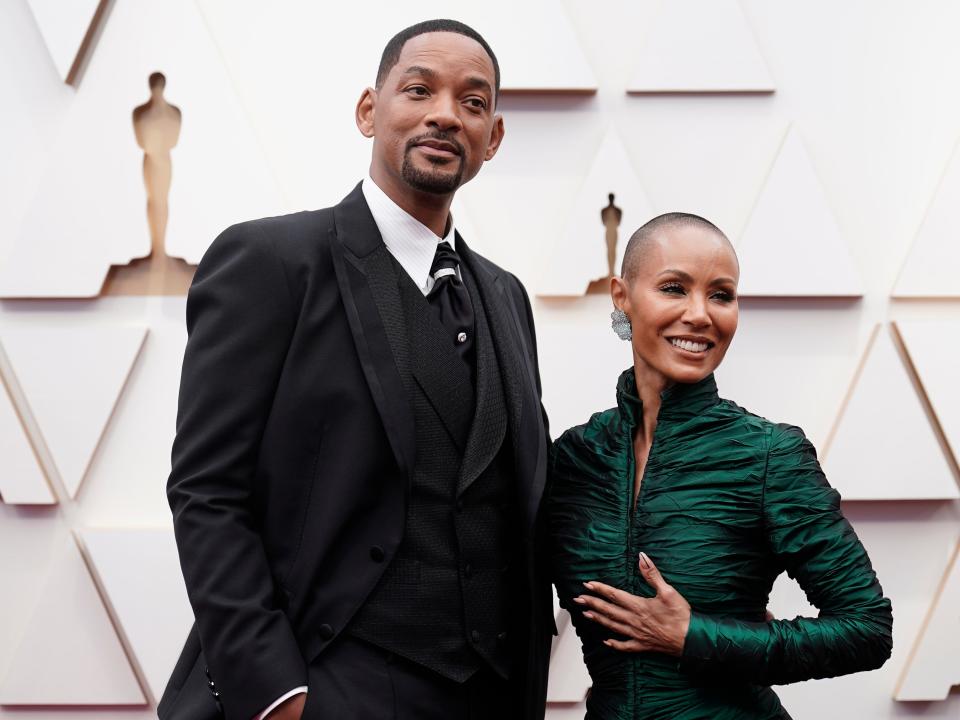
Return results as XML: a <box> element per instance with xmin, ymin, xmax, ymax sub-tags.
<box><xmin>405</xmin><ymin>133</ymin><xmax>465</xmax><ymax>157</ymax></box>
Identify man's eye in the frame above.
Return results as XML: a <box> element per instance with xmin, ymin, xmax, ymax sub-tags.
<box><xmin>406</xmin><ymin>86</ymin><xmax>429</xmax><ymax>96</ymax></box>
<box><xmin>465</xmin><ymin>97</ymin><xmax>487</xmax><ymax>110</ymax></box>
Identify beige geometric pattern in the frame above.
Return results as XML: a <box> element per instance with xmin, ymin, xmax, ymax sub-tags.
<box><xmin>2</xmin><ymin>2</ymin><xmax>960</xmax><ymax>718</ymax></box>
<box><xmin>0</xmin><ymin>0</ymin><xmax>285</xmax><ymax>297</ymax></box>
<box><xmin>895</xmin><ymin>320</ymin><xmax>960</xmax><ymax>469</ymax></box>
<box><xmin>822</xmin><ymin>324</ymin><xmax>958</xmax><ymax>500</ymax></box>
<box><xmin>77</xmin><ymin>528</ymin><xmax>194</xmax><ymax>703</ymax></box>
<box><xmin>537</xmin><ymin>128</ymin><xmax>653</xmax><ymax>296</ymax></box>
<box><xmin>627</xmin><ymin>0</ymin><xmax>775</xmax><ymax>93</ymax></box>
<box><xmin>893</xmin><ymin>136</ymin><xmax>960</xmax><ymax>298</ymax></box>
<box><xmin>0</xmin><ymin>324</ymin><xmax>147</xmax><ymax>498</ymax></box>
<box><xmin>895</xmin><ymin>540</ymin><xmax>960</xmax><ymax>700</ymax></box>
<box><xmin>0</xmin><ymin>366</ymin><xmax>54</xmax><ymax>504</ymax></box>
<box><xmin>737</xmin><ymin>128</ymin><xmax>863</xmax><ymax>297</ymax></box>
<box><xmin>24</xmin><ymin>0</ymin><xmax>101</xmax><ymax>84</ymax></box>
<box><xmin>0</xmin><ymin>536</ymin><xmax>146</xmax><ymax>705</ymax></box>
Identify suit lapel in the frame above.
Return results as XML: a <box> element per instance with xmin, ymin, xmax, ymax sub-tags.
<box><xmin>458</xmin><ymin>236</ymin><xmax>547</xmax><ymax>529</ymax></box>
<box><xmin>457</xmin><ymin>261</ymin><xmax>506</xmax><ymax>495</ymax></box>
<box><xmin>330</xmin><ymin>184</ymin><xmax>416</xmax><ymax>479</ymax></box>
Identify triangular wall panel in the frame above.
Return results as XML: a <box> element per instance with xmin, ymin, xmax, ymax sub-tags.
<box><xmin>0</xmin><ymin>0</ymin><xmax>284</xmax><ymax>297</ymax></box>
<box><xmin>895</xmin><ymin>540</ymin><xmax>960</xmax><ymax>700</ymax></box>
<box><xmin>736</xmin><ymin>128</ymin><xmax>862</xmax><ymax>297</ymax></box>
<box><xmin>0</xmin><ymin>324</ymin><xmax>147</xmax><ymax>498</ymax></box>
<box><xmin>25</xmin><ymin>0</ymin><xmax>102</xmax><ymax>83</ymax></box>
<box><xmin>895</xmin><ymin>320</ymin><xmax>960</xmax><ymax>468</ymax></box>
<box><xmin>822</xmin><ymin>324</ymin><xmax>958</xmax><ymax>500</ymax></box>
<box><xmin>627</xmin><ymin>0</ymin><xmax>774</xmax><ymax>93</ymax></box>
<box><xmin>78</xmin><ymin>528</ymin><xmax>194</xmax><ymax>703</ymax></box>
<box><xmin>538</xmin><ymin>128</ymin><xmax>654</xmax><ymax>296</ymax></box>
<box><xmin>0</xmin><ymin>371</ymin><xmax>54</xmax><ymax>505</ymax></box>
<box><xmin>893</xmin><ymin>137</ymin><xmax>960</xmax><ymax>297</ymax></box>
<box><xmin>0</xmin><ymin>537</ymin><xmax>146</xmax><ymax>705</ymax></box>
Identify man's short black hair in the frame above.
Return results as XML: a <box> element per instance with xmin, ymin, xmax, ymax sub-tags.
<box><xmin>621</xmin><ymin>212</ymin><xmax>735</xmax><ymax>280</ymax></box>
<box><xmin>375</xmin><ymin>19</ymin><xmax>501</xmax><ymax>102</ymax></box>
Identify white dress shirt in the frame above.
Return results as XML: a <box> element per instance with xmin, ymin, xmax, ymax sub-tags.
<box><xmin>255</xmin><ymin>177</ymin><xmax>457</xmax><ymax>719</ymax></box>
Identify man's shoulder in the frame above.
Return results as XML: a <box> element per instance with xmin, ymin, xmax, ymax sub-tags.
<box><xmin>223</xmin><ymin>207</ymin><xmax>335</xmax><ymax>249</ymax></box>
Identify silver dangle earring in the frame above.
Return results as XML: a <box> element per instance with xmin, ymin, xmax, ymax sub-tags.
<box><xmin>610</xmin><ymin>308</ymin><xmax>632</xmax><ymax>341</ymax></box>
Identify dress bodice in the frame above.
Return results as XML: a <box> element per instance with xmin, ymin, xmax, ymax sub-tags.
<box><xmin>547</xmin><ymin>370</ymin><xmax>892</xmax><ymax>720</ymax></box>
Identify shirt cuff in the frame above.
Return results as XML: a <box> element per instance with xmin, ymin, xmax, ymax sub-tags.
<box><xmin>255</xmin><ymin>687</ymin><xmax>307</xmax><ymax>720</ymax></box>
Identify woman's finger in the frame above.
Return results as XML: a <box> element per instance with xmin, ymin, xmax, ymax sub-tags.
<box><xmin>638</xmin><ymin>552</ymin><xmax>671</xmax><ymax>594</ymax></box>
<box><xmin>583</xmin><ymin>580</ymin><xmax>634</xmax><ymax>608</ymax></box>
<box><xmin>575</xmin><ymin>593</ymin><xmax>641</xmax><ymax>627</ymax></box>
<box><xmin>582</xmin><ymin>609</ymin><xmax>636</xmax><ymax>639</ymax></box>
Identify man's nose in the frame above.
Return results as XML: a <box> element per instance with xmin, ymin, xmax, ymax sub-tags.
<box><xmin>424</xmin><ymin>93</ymin><xmax>463</xmax><ymax>132</ymax></box>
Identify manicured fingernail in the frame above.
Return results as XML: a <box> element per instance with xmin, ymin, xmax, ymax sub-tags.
<box><xmin>639</xmin><ymin>552</ymin><xmax>650</xmax><ymax>567</ymax></box>
<box><xmin>573</xmin><ymin>596</ymin><xmax>586</xmax><ymax>604</ymax></box>
<box><xmin>583</xmin><ymin>611</ymin><xmax>594</xmax><ymax>619</ymax></box>
<box><xmin>583</xmin><ymin>581</ymin><xmax>594</xmax><ymax>589</ymax></box>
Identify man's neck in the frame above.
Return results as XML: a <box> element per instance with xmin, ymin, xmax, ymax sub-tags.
<box><xmin>369</xmin><ymin>167</ymin><xmax>452</xmax><ymax>237</ymax></box>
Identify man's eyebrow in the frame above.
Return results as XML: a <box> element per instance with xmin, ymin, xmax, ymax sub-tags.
<box><xmin>401</xmin><ymin>65</ymin><xmax>436</xmax><ymax>79</ymax></box>
<box><xmin>464</xmin><ymin>76</ymin><xmax>493</xmax><ymax>94</ymax></box>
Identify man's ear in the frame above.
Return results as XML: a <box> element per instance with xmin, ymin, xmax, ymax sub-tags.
<box><xmin>356</xmin><ymin>87</ymin><xmax>377</xmax><ymax>138</ymax></box>
<box><xmin>484</xmin><ymin>113</ymin><xmax>505</xmax><ymax>161</ymax></box>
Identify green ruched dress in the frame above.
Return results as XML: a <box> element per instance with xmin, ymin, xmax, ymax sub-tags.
<box><xmin>547</xmin><ymin>369</ymin><xmax>893</xmax><ymax>719</ymax></box>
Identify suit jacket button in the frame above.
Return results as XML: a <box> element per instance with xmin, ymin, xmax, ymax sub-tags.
<box><xmin>471</xmin><ymin>630</ymin><xmax>480</xmax><ymax>644</ymax></box>
<box><xmin>497</xmin><ymin>631</ymin><xmax>508</xmax><ymax>644</ymax></box>
<box><xmin>319</xmin><ymin>624</ymin><xmax>335</xmax><ymax>640</ymax></box>
<box><xmin>370</xmin><ymin>545</ymin><xmax>385</xmax><ymax>562</ymax></box>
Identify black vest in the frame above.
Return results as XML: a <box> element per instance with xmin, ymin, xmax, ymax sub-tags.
<box><xmin>350</xmin><ymin>259</ymin><xmax>517</xmax><ymax>682</ymax></box>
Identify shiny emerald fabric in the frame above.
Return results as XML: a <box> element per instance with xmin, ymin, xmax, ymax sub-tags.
<box><xmin>547</xmin><ymin>369</ymin><xmax>892</xmax><ymax>719</ymax></box>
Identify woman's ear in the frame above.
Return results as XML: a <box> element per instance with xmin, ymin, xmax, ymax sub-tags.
<box><xmin>610</xmin><ymin>276</ymin><xmax>628</xmax><ymax>312</ymax></box>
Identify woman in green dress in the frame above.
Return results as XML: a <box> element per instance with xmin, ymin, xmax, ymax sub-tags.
<box><xmin>547</xmin><ymin>213</ymin><xmax>892</xmax><ymax>719</ymax></box>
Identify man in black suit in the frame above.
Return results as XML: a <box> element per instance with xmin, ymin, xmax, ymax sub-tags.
<box><xmin>159</xmin><ymin>19</ymin><xmax>552</xmax><ymax>720</ymax></box>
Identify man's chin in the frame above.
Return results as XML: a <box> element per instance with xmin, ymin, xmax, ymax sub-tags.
<box><xmin>401</xmin><ymin>157</ymin><xmax>464</xmax><ymax>195</ymax></box>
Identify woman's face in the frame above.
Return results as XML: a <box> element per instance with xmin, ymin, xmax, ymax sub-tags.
<box><xmin>612</xmin><ymin>224</ymin><xmax>740</xmax><ymax>385</ymax></box>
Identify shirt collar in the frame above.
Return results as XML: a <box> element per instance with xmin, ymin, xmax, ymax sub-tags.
<box><xmin>616</xmin><ymin>367</ymin><xmax>721</xmax><ymax>427</ymax></box>
<box><xmin>361</xmin><ymin>176</ymin><xmax>456</xmax><ymax>293</ymax></box>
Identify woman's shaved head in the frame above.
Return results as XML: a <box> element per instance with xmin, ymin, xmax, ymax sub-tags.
<box><xmin>621</xmin><ymin>212</ymin><xmax>736</xmax><ymax>281</ymax></box>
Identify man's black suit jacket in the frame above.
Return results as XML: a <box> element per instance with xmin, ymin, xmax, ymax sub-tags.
<box><xmin>159</xmin><ymin>184</ymin><xmax>553</xmax><ymax>720</ymax></box>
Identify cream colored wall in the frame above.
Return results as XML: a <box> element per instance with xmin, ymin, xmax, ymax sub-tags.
<box><xmin>1</xmin><ymin>0</ymin><xmax>959</xmax><ymax>717</ymax></box>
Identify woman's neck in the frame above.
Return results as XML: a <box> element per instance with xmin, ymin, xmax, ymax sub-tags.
<box><xmin>633</xmin><ymin>359</ymin><xmax>672</xmax><ymax>442</ymax></box>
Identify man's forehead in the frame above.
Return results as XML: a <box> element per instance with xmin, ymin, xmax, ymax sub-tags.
<box><xmin>394</xmin><ymin>32</ymin><xmax>495</xmax><ymax>76</ymax></box>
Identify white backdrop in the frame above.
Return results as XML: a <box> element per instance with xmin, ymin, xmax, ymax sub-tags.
<box><xmin>1</xmin><ymin>0</ymin><xmax>959</xmax><ymax>718</ymax></box>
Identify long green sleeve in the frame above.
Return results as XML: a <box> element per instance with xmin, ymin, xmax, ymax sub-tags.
<box><xmin>679</xmin><ymin>424</ymin><xmax>893</xmax><ymax>684</ymax></box>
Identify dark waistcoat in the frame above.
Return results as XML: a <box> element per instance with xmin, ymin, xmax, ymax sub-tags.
<box><xmin>349</xmin><ymin>258</ymin><xmax>517</xmax><ymax>683</ymax></box>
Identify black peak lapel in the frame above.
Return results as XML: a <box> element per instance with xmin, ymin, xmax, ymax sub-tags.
<box><xmin>457</xmin><ymin>261</ymin><xmax>507</xmax><ymax>495</ymax></box>
<box><xmin>330</xmin><ymin>185</ymin><xmax>415</xmax><ymax>479</ymax></box>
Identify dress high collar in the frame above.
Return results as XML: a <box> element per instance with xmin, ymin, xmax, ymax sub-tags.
<box><xmin>615</xmin><ymin>368</ymin><xmax>720</xmax><ymax>428</ymax></box>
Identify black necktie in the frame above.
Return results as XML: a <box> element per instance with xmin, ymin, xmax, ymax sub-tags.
<box><xmin>427</xmin><ymin>242</ymin><xmax>475</xmax><ymax>364</ymax></box>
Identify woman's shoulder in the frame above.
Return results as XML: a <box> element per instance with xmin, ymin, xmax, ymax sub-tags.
<box><xmin>713</xmin><ymin>398</ymin><xmax>812</xmax><ymax>449</ymax></box>
<box><xmin>551</xmin><ymin>406</ymin><xmax>628</xmax><ymax>478</ymax></box>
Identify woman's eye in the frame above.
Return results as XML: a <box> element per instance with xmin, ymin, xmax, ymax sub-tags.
<box><xmin>712</xmin><ymin>291</ymin><xmax>736</xmax><ymax>303</ymax></box>
<box><xmin>659</xmin><ymin>283</ymin><xmax>685</xmax><ymax>295</ymax></box>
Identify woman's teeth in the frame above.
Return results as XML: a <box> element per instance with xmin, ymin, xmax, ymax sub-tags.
<box><xmin>670</xmin><ymin>338</ymin><xmax>709</xmax><ymax>353</ymax></box>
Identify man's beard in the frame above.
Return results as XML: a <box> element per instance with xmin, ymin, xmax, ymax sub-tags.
<box><xmin>401</xmin><ymin>135</ymin><xmax>465</xmax><ymax>194</ymax></box>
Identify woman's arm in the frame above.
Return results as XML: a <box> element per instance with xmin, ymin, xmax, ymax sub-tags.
<box><xmin>679</xmin><ymin>423</ymin><xmax>893</xmax><ymax>685</ymax></box>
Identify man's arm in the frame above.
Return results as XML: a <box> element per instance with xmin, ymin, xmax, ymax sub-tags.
<box><xmin>168</xmin><ymin>222</ymin><xmax>308</xmax><ymax>720</ymax></box>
